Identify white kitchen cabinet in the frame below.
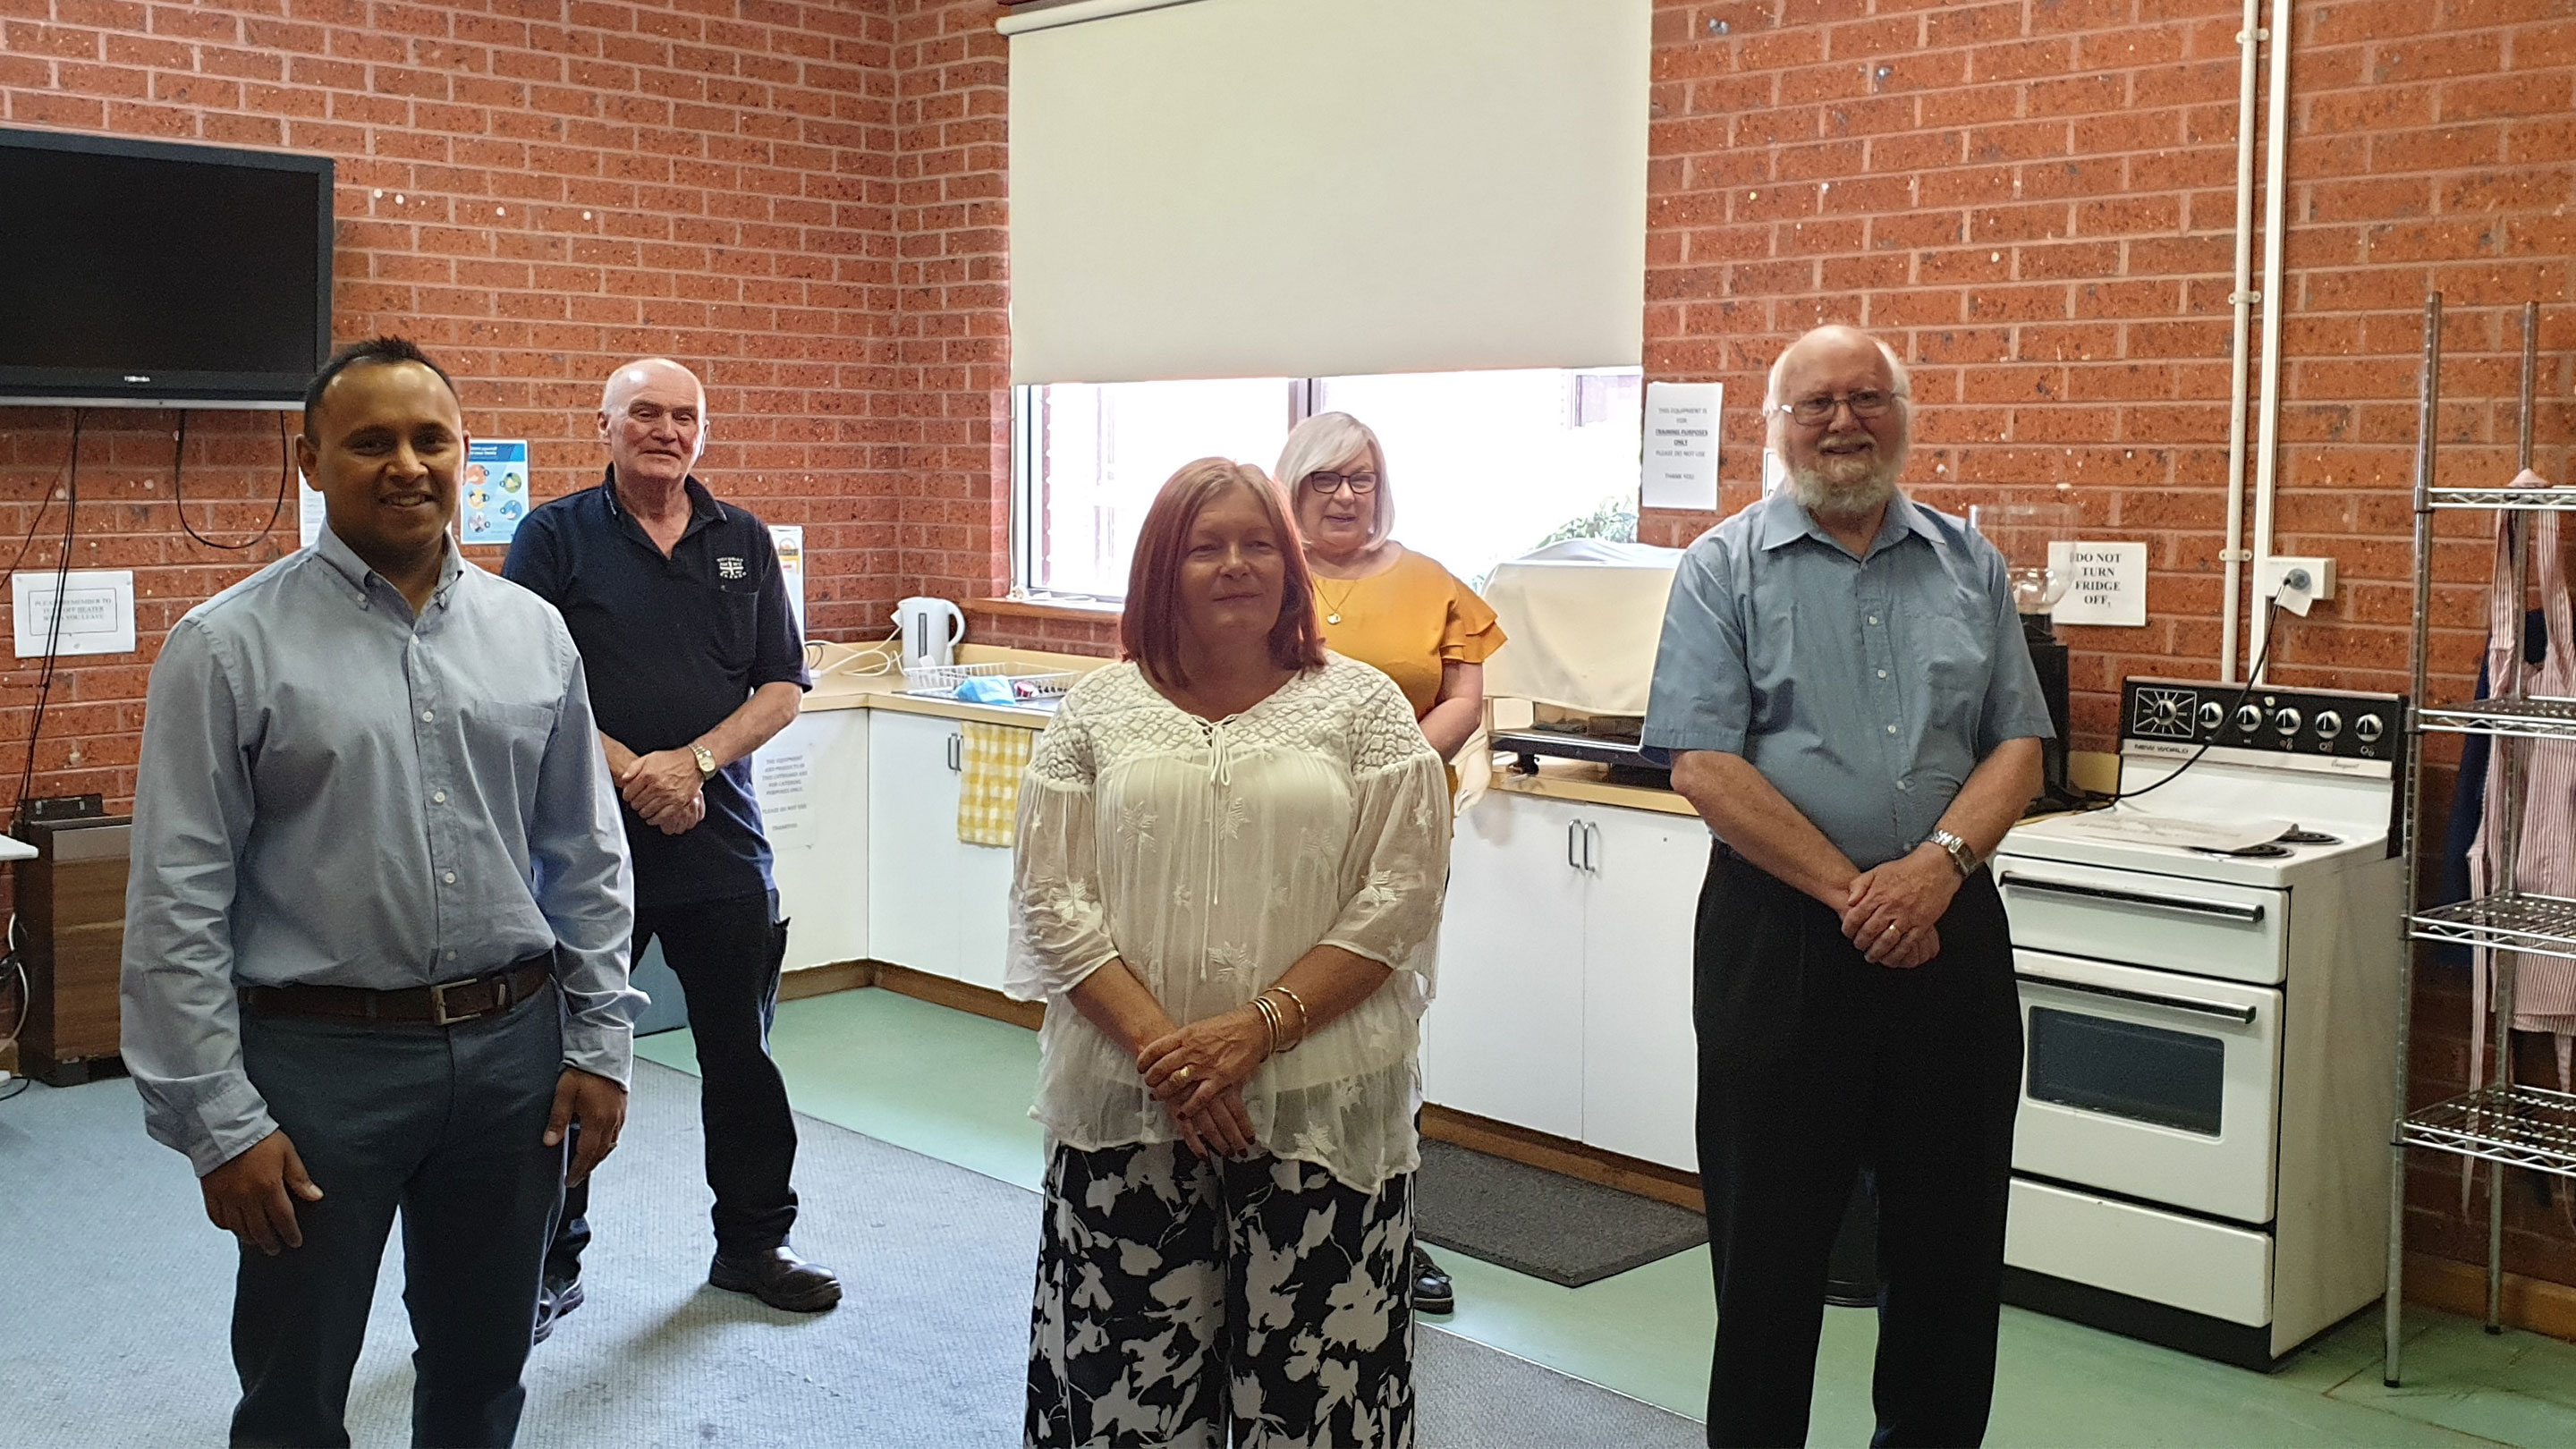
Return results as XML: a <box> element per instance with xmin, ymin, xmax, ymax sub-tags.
<box><xmin>1425</xmin><ymin>791</ymin><xmax>1589</xmax><ymax>1140</ymax></box>
<box><xmin>758</xmin><ymin>708</ymin><xmax>870</xmax><ymax>971</ymax></box>
<box><xmin>862</xmin><ymin>708</ymin><xmax>1022</xmax><ymax>988</ymax></box>
<box><xmin>867</xmin><ymin>711</ymin><xmax>965</xmax><ymax>979</ymax></box>
<box><xmin>1578</xmin><ymin>805</ymin><xmax>1706</xmax><ymax>1170</ymax></box>
<box><xmin>1422</xmin><ymin>788</ymin><xmax>1705</xmax><ymax>1173</ymax></box>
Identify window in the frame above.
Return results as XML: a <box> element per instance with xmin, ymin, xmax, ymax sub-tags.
<box><xmin>1013</xmin><ymin>367</ymin><xmax>1642</xmax><ymax>604</ymax></box>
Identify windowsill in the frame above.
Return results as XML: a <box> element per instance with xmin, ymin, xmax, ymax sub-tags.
<box><xmin>974</xmin><ymin>595</ymin><xmax>1124</xmax><ymax>622</ymax></box>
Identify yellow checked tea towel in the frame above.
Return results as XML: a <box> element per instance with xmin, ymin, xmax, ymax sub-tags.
<box><xmin>958</xmin><ymin>721</ymin><xmax>1037</xmax><ymax>847</ymax></box>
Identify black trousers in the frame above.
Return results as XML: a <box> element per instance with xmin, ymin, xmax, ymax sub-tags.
<box><xmin>231</xmin><ymin>983</ymin><xmax>564</xmax><ymax>1448</ymax></box>
<box><xmin>551</xmin><ymin>891</ymin><xmax>796</xmax><ymax>1276</ymax></box>
<box><xmin>1694</xmin><ymin>849</ymin><xmax>2022</xmax><ymax>1449</ymax></box>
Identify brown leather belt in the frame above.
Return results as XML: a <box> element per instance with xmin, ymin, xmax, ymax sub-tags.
<box><xmin>239</xmin><ymin>956</ymin><xmax>554</xmax><ymax>1027</ymax></box>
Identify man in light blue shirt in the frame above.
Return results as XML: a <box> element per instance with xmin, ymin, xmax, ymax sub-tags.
<box><xmin>122</xmin><ymin>337</ymin><xmax>640</xmax><ymax>1448</ymax></box>
<box><xmin>1644</xmin><ymin>325</ymin><xmax>2049</xmax><ymax>1448</ymax></box>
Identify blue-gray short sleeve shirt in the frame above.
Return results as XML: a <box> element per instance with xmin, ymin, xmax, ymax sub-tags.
<box><xmin>1641</xmin><ymin>491</ymin><xmax>2054</xmax><ymax>869</ymax></box>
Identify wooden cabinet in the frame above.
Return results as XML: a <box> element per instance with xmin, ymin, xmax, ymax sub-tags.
<box><xmin>862</xmin><ymin>710</ymin><xmax>1020</xmax><ymax>988</ymax></box>
<box><xmin>13</xmin><ymin>817</ymin><xmax>131</xmax><ymax>1085</ymax></box>
<box><xmin>1421</xmin><ymin>790</ymin><xmax>1705</xmax><ymax>1172</ymax></box>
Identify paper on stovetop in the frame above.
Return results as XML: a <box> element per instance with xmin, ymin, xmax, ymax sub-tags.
<box><xmin>2042</xmin><ymin>809</ymin><xmax>2296</xmax><ymax>852</ymax></box>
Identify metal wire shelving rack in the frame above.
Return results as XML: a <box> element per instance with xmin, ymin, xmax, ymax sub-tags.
<box><xmin>2385</xmin><ymin>297</ymin><xmax>2573</xmax><ymax>1385</ymax></box>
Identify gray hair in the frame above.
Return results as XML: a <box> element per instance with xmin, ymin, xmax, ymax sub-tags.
<box><xmin>1762</xmin><ymin>328</ymin><xmax>1911</xmax><ymax>409</ymax></box>
<box><xmin>1275</xmin><ymin>411</ymin><xmax>1394</xmax><ymax>547</ymax></box>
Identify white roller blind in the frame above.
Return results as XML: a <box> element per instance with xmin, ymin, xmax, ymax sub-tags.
<box><xmin>1004</xmin><ymin>0</ymin><xmax>1649</xmax><ymax>386</ymax></box>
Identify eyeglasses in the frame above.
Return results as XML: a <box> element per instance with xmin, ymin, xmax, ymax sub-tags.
<box><xmin>1770</xmin><ymin>389</ymin><xmax>1901</xmax><ymax>425</ymax></box>
<box><xmin>1303</xmin><ymin>470</ymin><xmax>1380</xmax><ymax>496</ymax></box>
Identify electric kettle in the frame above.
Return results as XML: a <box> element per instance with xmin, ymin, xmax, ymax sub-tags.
<box><xmin>894</xmin><ymin>596</ymin><xmax>966</xmax><ymax>673</ymax></box>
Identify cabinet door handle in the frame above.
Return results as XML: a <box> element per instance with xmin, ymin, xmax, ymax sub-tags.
<box><xmin>946</xmin><ymin>733</ymin><xmax>962</xmax><ymax>771</ymax></box>
<box><xmin>1582</xmin><ymin>822</ymin><xmax>1600</xmax><ymax>874</ymax></box>
<box><xmin>1568</xmin><ymin>819</ymin><xmax>1583</xmax><ymax>870</ymax></box>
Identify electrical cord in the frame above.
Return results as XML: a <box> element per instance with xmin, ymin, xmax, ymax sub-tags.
<box><xmin>11</xmin><ymin>412</ymin><xmax>80</xmax><ymax>832</ymax></box>
<box><xmin>0</xmin><ymin>952</ymin><xmax>28</xmax><ymax>1104</ymax></box>
<box><xmin>167</xmin><ymin>410</ymin><xmax>293</xmax><ymax>552</ymax></box>
<box><xmin>2075</xmin><ymin>595</ymin><xmax>2288</xmax><ymax>811</ymax></box>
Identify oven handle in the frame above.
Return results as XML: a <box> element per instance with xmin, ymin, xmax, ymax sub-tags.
<box><xmin>1997</xmin><ymin>870</ymin><xmax>2266</xmax><ymax>923</ymax></box>
<box><xmin>2017</xmin><ymin>973</ymin><xmax>2261</xmax><ymax>1025</ymax></box>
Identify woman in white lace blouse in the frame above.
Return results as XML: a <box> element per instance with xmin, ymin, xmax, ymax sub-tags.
<box><xmin>1010</xmin><ymin>458</ymin><xmax>1452</xmax><ymax>1449</ymax></box>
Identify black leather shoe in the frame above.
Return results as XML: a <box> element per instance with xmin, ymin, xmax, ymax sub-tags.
<box><xmin>531</xmin><ymin>1274</ymin><xmax>584</xmax><ymax>1344</ymax></box>
<box><xmin>710</xmin><ymin>1246</ymin><xmax>843</xmax><ymax>1313</ymax></box>
<box><xmin>1410</xmin><ymin>1242</ymin><xmax>1455</xmax><ymax>1316</ymax></box>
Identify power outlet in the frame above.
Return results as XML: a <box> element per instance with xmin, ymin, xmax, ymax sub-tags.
<box><xmin>2256</xmin><ymin>555</ymin><xmax>2335</xmax><ymax>603</ymax></box>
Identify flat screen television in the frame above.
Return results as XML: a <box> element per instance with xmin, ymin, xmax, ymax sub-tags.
<box><xmin>0</xmin><ymin>128</ymin><xmax>332</xmax><ymax>408</ymax></box>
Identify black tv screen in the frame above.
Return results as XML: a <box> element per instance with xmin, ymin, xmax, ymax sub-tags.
<box><xmin>0</xmin><ymin>129</ymin><xmax>331</xmax><ymax>407</ymax></box>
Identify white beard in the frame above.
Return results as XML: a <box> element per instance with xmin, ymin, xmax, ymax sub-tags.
<box><xmin>1785</xmin><ymin>435</ymin><xmax>1907</xmax><ymax>521</ymax></box>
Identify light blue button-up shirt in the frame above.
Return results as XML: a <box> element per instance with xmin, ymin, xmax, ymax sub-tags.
<box><xmin>1642</xmin><ymin>490</ymin><xmax>2054</xmax><ymax>869</ymax></box>
<box><xmin>121</xmin><ymin>526</ymin><xmax>641</xmax><ymax>1175</ymax></box>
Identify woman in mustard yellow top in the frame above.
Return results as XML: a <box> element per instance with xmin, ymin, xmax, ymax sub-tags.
<box><xmin>1275</xmin><ymin>411</ymin><xmax>1505</xmax><ymax>1317</ymax></box>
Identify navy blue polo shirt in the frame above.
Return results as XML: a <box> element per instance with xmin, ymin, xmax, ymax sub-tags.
<box><xmin>503</xmin><ymin>470</ymin><xmax>809</xmax><ymax>905</ymax></box>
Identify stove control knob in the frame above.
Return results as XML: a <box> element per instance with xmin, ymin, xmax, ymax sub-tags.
<box><xmin>2234</xmin><ymin>703</ymin><xmax>2263</xmax><ymax>733</ymax></box>
<box><xmin>2355</xmin><ymin>714</ymin><xmax>2385</xmax><ymax>743</ymax></box>
<box><xmin>2315</xmin><ymin>710</ymin><xmax>2343</xmax><ymax>741</ymax></box>
<box><xmin>2273</xmin><ymin>707</ymin><xmax>2302</xmax><ymax>736</ymax></box>
<box><xmin>2199</xmin><ymin>701</ymin><xmax>2225</xmax><ymax>733</ymax></box>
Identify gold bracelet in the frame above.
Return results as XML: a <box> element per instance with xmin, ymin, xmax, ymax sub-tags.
<box><xmin>1267</xmin><ymin>985</ymin><xmax>1312</xmax><ymax>1052</ymax></box>
<box><xmin>1249</xmin><ymin>994</ymin><xmax>1283</xmax><ymax>1059</ymax></box>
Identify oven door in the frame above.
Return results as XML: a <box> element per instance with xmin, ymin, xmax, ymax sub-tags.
<box><xmin>2012</xmin><ymin>948</ymin><xmax>2283</xmax><ymax>1225</ymax></box>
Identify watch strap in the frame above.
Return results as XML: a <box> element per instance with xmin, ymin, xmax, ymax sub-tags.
<box><xmin>1929</xmin><ymin>828</ymin><xmax>1979</xmax><ymax>878</ymax></box>
<box><xmin>690</xmin><ymin>743</ymin><xmax>717</xmax><ymax>779</ymax></box>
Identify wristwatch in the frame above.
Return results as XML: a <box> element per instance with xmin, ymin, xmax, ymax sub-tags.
<box><xmin>1928</xmin><ymin>828</ymin><xmax>1979</xmax><ymax>879</ymax></box>
<box><xmin>689</xmin><ymin>743</ymin><xmax>717</xmax><ymax>780</ymax></box>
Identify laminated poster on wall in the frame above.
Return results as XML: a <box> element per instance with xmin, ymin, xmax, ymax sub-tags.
<box><xmin>457</xmin><ymin>440</ymin><xmax>532</xmax><ymax>547</ymax></box>
<box><xmin>771</xmin><ymin>523</ymin><xmax>806</xmax><ymax>637</ymax></box>
<box><xmin>298</xmin><ymin>473</ymin><xmax>327</xmax><ymax>548</ymax></box>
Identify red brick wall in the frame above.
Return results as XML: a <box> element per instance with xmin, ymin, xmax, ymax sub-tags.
<box><xmin>1</xmin><ymin>0</ymin><xmax>902</xmax><ymax>811</ymax></box>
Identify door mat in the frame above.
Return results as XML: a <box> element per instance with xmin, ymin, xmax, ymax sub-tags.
<box><xmin>1413</xmin><ymin>1139</ymin><xmax>1707</xmax><ymax>1288</ymax></box>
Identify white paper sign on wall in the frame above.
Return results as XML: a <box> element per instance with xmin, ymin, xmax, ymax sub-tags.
<box><xmin>13</xmin><ymin>568</ymin><xmax>138</xmax><ymax>657</ymax></box>
<box><xmin>2050</xmin><ymin>541</ymin><xmax>2148</xmax><ymax>628</ymax></box>
<box><xmin>1641</xmin><ymin>381</ymin><xmax>1723</xmax><ymax>510</ymax></box>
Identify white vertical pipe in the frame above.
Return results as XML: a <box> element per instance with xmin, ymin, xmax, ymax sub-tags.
<box><xmin>2220</xmin><ymin>0</ymin><xmax>2264</xmax><ymax>683</ymax></box>
<box><xmin>2248</xmin><ymin>0</ymin><xmax>2294</xmax><ymax>682</ymax></box>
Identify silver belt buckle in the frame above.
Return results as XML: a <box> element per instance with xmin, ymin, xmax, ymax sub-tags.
<box><xmin>429</xmin><ymin>979</ymin><xmax>475</xmax><ymax>1026</ymax></box>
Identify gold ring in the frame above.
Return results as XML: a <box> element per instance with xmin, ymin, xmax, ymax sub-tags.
<box><xmin>1174</xmin><ymin>1066</ymin><xmax>1194</xmax><ymax>1086</ymax></box>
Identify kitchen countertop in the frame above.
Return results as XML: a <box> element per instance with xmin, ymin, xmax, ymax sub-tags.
<box><xmin>1488</xmin><ymin>758</ymin><xmax>1698</xmax><ymax>818</ymax></box>
<box><xmin>798</xmin><ymin>640</ymin><xmax>1110</xmax><ymax>728</ymax></box>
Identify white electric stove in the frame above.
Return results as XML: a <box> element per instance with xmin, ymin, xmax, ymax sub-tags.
<box><xmin>1991</xmin><ymin>676</ymin><xmax>2408</xmax><ymax>1368</ymax></box>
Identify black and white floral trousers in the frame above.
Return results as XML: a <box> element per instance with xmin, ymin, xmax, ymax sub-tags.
<box><xmin>1025</xmin><ymin>1140</ymin><xmax>1417</xmax><ymax>1448</ymax></box>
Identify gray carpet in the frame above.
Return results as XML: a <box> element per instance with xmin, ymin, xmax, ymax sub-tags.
<box><xmin>0</xmin><ymin>1060</ymin><xmax>1701</xmax><ymax>1446</ymax></box>
<box><xmin>1415</xmin><ymin>1139</ymin><xmax>1708</xmax><ymax>1288</ymax></box>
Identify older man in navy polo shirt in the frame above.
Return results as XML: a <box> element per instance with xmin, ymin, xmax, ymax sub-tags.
<box><xmin>1644</xmin><ymin>326</ymin><xmax>2049</xmax><ymax>1447</ymax></box>
<box><xmin>504</xmin><ymin>357</ymin><xmax>839</xmax><ymax>1326</ymax></box>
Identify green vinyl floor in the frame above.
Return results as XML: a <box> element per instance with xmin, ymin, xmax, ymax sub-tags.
<box><xmin>641</xmin><ymin>987</ymin><xmax>2576</xmax><ymax>1446</ymax></box>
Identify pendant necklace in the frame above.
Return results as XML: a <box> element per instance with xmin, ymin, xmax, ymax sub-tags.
<box><xmin>1317</xmin><ymin>575</ymin><xmax>1360</xmax><ymax>626</ymax></box>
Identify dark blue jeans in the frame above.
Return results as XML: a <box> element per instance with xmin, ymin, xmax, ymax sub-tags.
<box><xmin>550</xmin><ymin>892</ymin><xmax>794</xmax><ymax>1278</ymax></box>
<box><xmin>230</xmin><ymin>983</ymin><xmax>565</xmax><ymax>1448</ymax></box>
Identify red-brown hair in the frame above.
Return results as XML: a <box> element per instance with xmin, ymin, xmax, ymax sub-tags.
<box><xmin>1120</xmin><ymin>457</ymin><xmax>1326</xmax><ymax>690</ymax></box>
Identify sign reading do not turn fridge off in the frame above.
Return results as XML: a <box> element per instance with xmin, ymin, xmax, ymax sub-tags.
<box><xmin>2049</xmin><ymin>541</ymin><xmax>2148</xmax><ymax>628</ymax></box>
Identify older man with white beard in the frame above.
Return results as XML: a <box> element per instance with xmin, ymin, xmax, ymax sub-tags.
<box><xmin>1642</xmin><ymin>325</ymin><xmax>2050</xmax><ymax>1448</ymax></box>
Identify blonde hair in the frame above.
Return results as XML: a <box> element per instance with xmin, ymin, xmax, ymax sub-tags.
<box><xmin>1275</xmin><ymin>412</ymin><xmax>1394</xmax><ymax>548</ymax></box>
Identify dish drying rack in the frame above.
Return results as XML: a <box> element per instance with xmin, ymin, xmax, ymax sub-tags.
<box><xmin>900</xmin><ymin>660</ymin><xmax>1076</xmax><ymax>703</ymax></box>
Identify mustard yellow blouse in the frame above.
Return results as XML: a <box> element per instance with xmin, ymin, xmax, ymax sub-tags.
<box><xmin>1311</xmin><ymin>548</ymin><xmax>1506</xmax><ymax>720</ymax></box>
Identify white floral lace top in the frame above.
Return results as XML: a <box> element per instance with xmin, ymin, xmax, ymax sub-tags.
<box><xmin>1005</xmin><ymin>655</ymin><xmax>1452</xmax><ymax>1193</ymax></box>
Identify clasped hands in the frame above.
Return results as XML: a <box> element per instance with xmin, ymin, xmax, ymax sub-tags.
<box><xmin>1134</xmin><ymin>1007</ymin><xmax>1272</xmax><ymax>1162</ymax></box>
<box><xmin>1840</xmin><ymin>844</ymin><xmax>1960</xmax><ymax>970</ymax></box>
<box><xmin>618</xmin><ymin>747</ymin><xmax>707</xmax><ymax>835</ymax></box>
